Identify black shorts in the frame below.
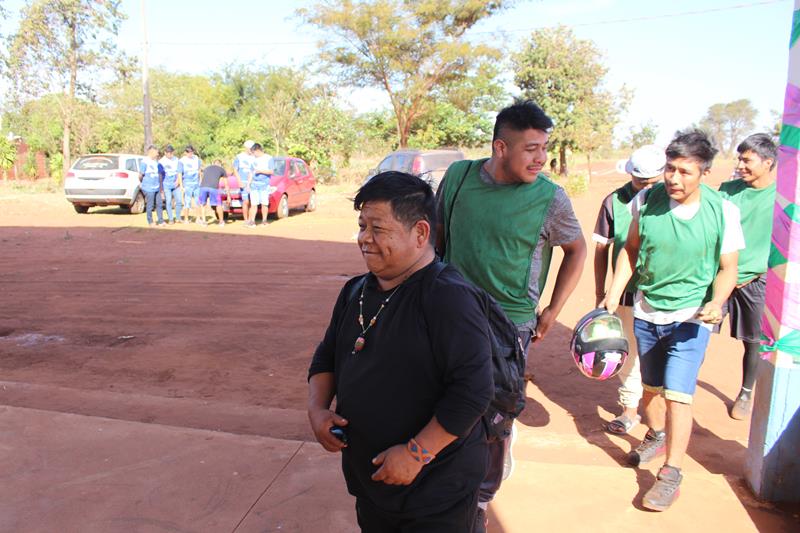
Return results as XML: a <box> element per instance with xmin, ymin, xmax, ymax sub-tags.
<box><xmin>718</xmin><ymin>275</ymin><xmax>766</xmax><ymax>342</ymax></box>
<box><xmin>355</xmin><ymin>490</ymin><xmax>479</xmax><ymax>533</ymax></box>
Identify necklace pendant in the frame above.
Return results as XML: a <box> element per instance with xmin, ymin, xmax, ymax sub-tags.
<box><xmin>353</xmin><ymin>336</ymin><xmax>366</xmax><ymax>353</ymax></box>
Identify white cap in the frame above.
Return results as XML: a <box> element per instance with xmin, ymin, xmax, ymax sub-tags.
<box><xmin>622</xmin><ymin>145</ymin><xmax>666</xmax><ymax>179</ymax></box>
<box><xmin>243</xmin><ymin>140</ymin><xmax>255</xmax><ymax>150</ymax></box>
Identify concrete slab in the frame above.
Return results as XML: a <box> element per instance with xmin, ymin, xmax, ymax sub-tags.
<box><xmin>0</xmin><ymin>405</ymin><xmax>305</xmax><ymax>533</ymax></box>
<box><xmin>237</xmin><ymin>442</ymin><xmax>356</xmax><ymax>533</ymax></box>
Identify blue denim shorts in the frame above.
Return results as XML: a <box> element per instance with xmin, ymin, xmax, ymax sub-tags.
<box><xmin>633</xmin><ymin>318</ymin><xmax>711</xmax><ymax>404</ymax></box>
<box><xmin>183</xmin><ymin>185</ymin><xmax>200</xmax><ymax>206</ymax></box>
<box><xmin>199</xmin><ymin>187</ymin><xmax>221</xmax><ymax>206</ymax></box>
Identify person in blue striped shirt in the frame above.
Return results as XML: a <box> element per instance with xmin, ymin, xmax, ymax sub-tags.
<box><xmin>233</xmin><ymin>140</ymin><xmax>256</xmax><ymax>224</ymax></box>
<box><xmin>160</xmin><ymin>145</ymin><xmax>182</xmax><ymax>224</ymax></box>
<box><xmin>139</xmin><ymin>145</ymin><xmax>165</xmax><ymax>226</ymax></box>
<box><xmin>179</xmin><ymin>145</ymin><xmax>202</xmax><ymax>224</ymax></box>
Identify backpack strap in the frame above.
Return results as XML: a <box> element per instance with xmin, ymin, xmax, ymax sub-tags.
<box><xmin>440</xmin><ymin>160</ymin><xmax>477</xmax><ymax>257</ymax></box>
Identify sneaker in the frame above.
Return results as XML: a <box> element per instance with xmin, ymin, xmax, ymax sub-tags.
<box><xmin>156</xmin><ymin>221</ymin><xmax>166</xmax><ymax>227</ymax></box>
<box><xmin>147</xmin><ymin>222</ymin><xmax>154</xmax><ymax>227</ymax></box>
<box><xmin>473</xmin><ymin>508</ymin><xmax>488</xmax><ymax>533</ymax></box>
<box><xmin>642</xmin><ymin>465</ymin><xmax>682</xmax><ymax>511</ymax></box>
<box><xmin>168</xmin><ymin>219</ymin><xmax>175</xmax><ymax>225</ymax></box>
<box><xmin>502</xmin><ymin>424</ymin><xmax>517</xmax><ymax>480</ymax></box>
<box><xmin>628</xmin><ymin>428</ymin><xmax>666</xmax><ymax>467</ymax></box>
<box><xmin>730</xmin><ymin>391</ymin><xmax>752</xmax><ymax>420</ymax></box>
<box><xmin>245</xmin><ymin>222</ymin><xmax>256</xmax><ymax>228</ymax></box>
<box><xmin>218</xmin><ymin>221</ymin><xmax>225</xmax><ymax>226</ymax></box>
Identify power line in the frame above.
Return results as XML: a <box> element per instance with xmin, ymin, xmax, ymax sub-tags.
<box><xmin>145</xmin><ymin>0</ymin><xmax>788</xmax><ymax>47</ymax></box>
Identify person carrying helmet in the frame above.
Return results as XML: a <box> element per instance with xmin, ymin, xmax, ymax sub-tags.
<box><xmin>592</xmin><ymin>145</ymin><xmax>665</xmax><ymax>436</ymax></box>
<box><xmin>604</xmin><ymin>130</ymin><xmax>744</xmax><ymax>511</ymax></box>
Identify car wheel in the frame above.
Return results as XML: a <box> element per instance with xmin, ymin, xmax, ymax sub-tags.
<box><xmin>276</xmin><ymin>194</ymin><xmax>289</xmax><ymax>219</ymax></box>
<box><xmin>305</xmin><ymin>190</ymin><xmax>317</xmax><ymax>212</ymax></box>
<box><xmin>130</xmin><ymin>192</ymin><xmax>145</xmax><ymax>214</ymax></box>
<box><xmin>73</xmin><ymin>205</ymin><xmax>90</xmax><ymax>214</ymax></box>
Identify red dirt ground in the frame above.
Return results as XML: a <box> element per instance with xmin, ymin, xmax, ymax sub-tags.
<box><xmin>1</xmin><ymin>159</ymin><xmax>798</xmax><ymax>531</ymax></box>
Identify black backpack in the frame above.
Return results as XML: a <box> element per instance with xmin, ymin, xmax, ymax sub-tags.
<box><xmin>423</xmin><ymin>262</ymin><xmax>526</xmax><ymax>442</ymax></box>
<box><xmin>347</xmin><ymin>263</ymin><xmax>526</xmax><ymax>442</ymax></box>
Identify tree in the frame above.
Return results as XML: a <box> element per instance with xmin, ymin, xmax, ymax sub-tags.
<box><xmin>5</xmin><ymin>0</ymin><xmax>126</xmax><ymax>176</ymax></box>
<box><xmin>299</xmin><ymin>0</ymin><xmax>508</xmax><ymax>148</ymax></box>
<box><xmin>513</xmin><ymin>25</ymin><xmax>627</xmax><ymax>176</ymax></box>
<box><xmin>0</xmin><ymin>136</ymin><xmax>15</xmax><ymax>181</ymax></box>
<box><xmin>623</xmin><ymin>121</ymin><xmax>658</xmax><ymax>150</ymax></box>
<box><xmin>699</xmin><ymin>99</ymin><xmax>757</xmax><ymax>156</ymax></box>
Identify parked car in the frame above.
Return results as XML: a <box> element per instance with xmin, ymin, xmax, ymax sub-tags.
<box><xmin>366</xmin><ymin>149</ymin><xmax>464</xmax><ymax>192</ymax></box>
<box><xmin>220</xmin><ymin>156</ymin><xmax>317</xmax><ymax>219</ymax></box>
<box><xmin>64</xmin><ymin>153</ymin><xmax>145</xmax><ymax>214</ymax></box>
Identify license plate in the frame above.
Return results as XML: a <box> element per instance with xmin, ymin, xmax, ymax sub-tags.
<box><xmin>231</xmin><ymin>200</ymin><xmax>242</xmax><ymax>207</ymax></box>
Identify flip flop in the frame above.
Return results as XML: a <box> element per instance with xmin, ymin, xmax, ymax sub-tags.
<box><xmin>604</xmin><ymin>414</ymin><xmax>641</xmax><ymax>435</ymax></box>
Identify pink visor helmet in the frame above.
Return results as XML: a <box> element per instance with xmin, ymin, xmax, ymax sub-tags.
<box><xmin>570</xmin><ymin>309</ymin><xmax>629</xmax><ymax>380</ymax></box>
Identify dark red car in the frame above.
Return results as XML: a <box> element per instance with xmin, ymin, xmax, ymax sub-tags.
<box><xmin>220</xmin><ymin>156</ymin><xmax>317</xmax><ymax>219</ymax></box>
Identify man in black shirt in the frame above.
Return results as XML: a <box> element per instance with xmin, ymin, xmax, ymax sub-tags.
<box><xmin>198</xmin><ymin>159</ymin><xmax>230</xmax><ymax>226</ymax></box>
<box><xmin>308</xmin><ymin>172</ymin><xmax>493</xmax><ymax>532</ymax></box>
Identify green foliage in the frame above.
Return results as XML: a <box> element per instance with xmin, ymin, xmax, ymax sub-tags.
<box><xmin>0</xmin><ymin>136</ymin><xmax>16</xmax><ymax>172</ymax></box>
<box><xmin>48</xmin><ymin>152</ymin><xmax>63</xmax><ymax>183</ymax></box>
<box><xmin>513</xmin><ymin>26</ymin><xmax>627</xmax><ymax>176</ymax></box>
<box><xmin>622</xmin><ymin>121</ymin><xmax>658</xmax><ymax>150</ymax></box>
<box><xmin>699</xmin><ymin>99</ymin><xmax>757</xmax><ymax>156</ymax></box>
<box><xmin>553</xmin><ymin>170</ymin><xmax>588</xmax><ymax>197</ymax></box>
<box><xmin>5</xmin><ymin>0</ymin><xmax>127</xmax><ymax>174</ymax></box>
<box><xmin>300</xmin><ymin>0</ymin><xmax>508</xmax><ymax>147</ymax></box>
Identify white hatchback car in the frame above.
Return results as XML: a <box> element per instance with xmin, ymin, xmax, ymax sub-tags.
<box><xmin>64</xmin><ymin>153</ymin><xmax>145</xmax><ymax>214</ymax></box>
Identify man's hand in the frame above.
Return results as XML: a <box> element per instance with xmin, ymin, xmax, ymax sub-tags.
<box><xmin>533</xmin><ymin>306</ymin><xmax>556</xmax><ymax>343</ymax></box>
<box><xmin>371</xmin><ymin>444</ymin><xmax>423</xmax><ymax>485</ymax></box>
<box><xmin>696</xmin><ymin>302</ymin><xmax>723</xmax><ymax>324</ymax></box>
<box><xmin>307</xmin><ymin>407</ymin><xmax>348</xmax><ymax>452</ymax></box>
<box><xmin>602</xmin><ymin>296</ymin><xmax>619</xmax><ymax>315</ymax></box>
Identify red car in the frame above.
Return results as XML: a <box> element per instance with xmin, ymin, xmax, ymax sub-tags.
<box><xmin>220</xmin><ymin>156</ymin><xmax>317</xmax><ymax>219</ymax></box>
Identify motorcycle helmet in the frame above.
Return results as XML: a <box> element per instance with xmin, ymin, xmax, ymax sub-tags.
<box><xmin>570</xmin><ymin>309</ymin><xmax>629</xmax><ymax>380</ymax></box>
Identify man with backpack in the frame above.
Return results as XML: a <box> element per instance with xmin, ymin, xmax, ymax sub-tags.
<box><xmin>436</xmin><ymin>100</ymin><xmax>586</xmax><ymax>532</ymax></box>
<box><xmin>308</xmin><ymin>172</ymin><xmax>493</xmax><ymax>532</ymax></box>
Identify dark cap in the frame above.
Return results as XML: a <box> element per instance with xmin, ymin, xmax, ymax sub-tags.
<box><xmin>165</xmin><ymin>144</ymin><xmax>175</xmax><ymax>153</ymax></box>
<box><xmin>184</xmin><ymin>145</ymin><xmax>194</xmax><ymax>153</ymax></box>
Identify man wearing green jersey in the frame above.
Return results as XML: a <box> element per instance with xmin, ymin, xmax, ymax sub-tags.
<box><xmin>436</xmin><ymin>100</ymin><xmax>586</xmax><ymax>532</ymax></box>
<box><xmin>717</xmin><ymin>133</ymin><xmax>777</xmax><ymax>420</ymax></box>
<box><xmin>605</xmin><ymin>130</ymin><xmax>744</xmax><ymax>511</ymax></box>
<box><xmin>593</xmin><ymin>145</ymin><xmax>665</xmax><ymax>436</ymax></box>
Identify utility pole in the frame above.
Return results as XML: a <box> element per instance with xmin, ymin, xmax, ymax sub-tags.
<box><xmin>141</xmin><ymin>0</ymin><xmax>153</xmax><ymax>150</ymax></box>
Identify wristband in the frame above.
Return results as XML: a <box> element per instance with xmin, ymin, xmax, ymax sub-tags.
<box><xmin>406</xmin><ymin>438</ymin><xmax>435</xmax><ymax>464</ymax></box>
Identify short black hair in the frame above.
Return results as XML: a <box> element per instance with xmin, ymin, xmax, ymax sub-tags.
<box><xmin>147</xmin><ymin>144</ymin><xmax>158</xmax><ymax>151</ymax></box>
<box><xmin>666</xmin><ymin>129</ymin><xmax>718</xmax><ymax>172</ymax></box>
<box><xmin>164</xmin><ymin>144</ymin><xmax>174</xmax><ymax>153</ymax></box>
<box><xmin>354</xmin><ymin>171</ymin><xmax>437</xmax><ymax>244</ymax></box>
<box><xmin>493</xmin><ymin>100</ymin><xmax>554</xmax><ymax>141</ymax></box>
<box><xmin>184</xmin><ymin>145</ymin><xmax>194</xmax><ymax>153</ymax></box>
<box><xmin>252</xmin><ymin>143</ymin><xmax>263</xmax><ymax>151</ymax></box>
<box><xmin>738</xmin><ymin>133</ymin><xmax>778</xmax><ymax>170</ymax></box>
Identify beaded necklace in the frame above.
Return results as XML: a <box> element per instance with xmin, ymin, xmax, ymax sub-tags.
<box><xmin>352</xmin><ymin>281</ymin><xmax>402</xmax><ymax>354</ymax></box>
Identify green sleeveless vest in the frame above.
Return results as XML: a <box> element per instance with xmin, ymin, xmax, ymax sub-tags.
<box><xmin>719</xmin><ymin>178</ymin><xmax>775</xmax><ymax>284</ymax></box>
<box><xmin>636</xmin><ymin>183</ymin><xmax>725</xmax><ymax>311</ymax></box>
<box><xmin>441</xmin><ymin>159</ymin><xmax>557</xmax><ymax>324</ymax></box>
<box><xmin>610</xmin><ymin>182</ymin><xmax>637</xmax><ymax>295</ymax></box>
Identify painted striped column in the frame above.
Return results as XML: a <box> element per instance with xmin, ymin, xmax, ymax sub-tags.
<box><xmin>745</xmin><ymin>1</ymin><xmax>800</xmax><ymax>503</ymax></box>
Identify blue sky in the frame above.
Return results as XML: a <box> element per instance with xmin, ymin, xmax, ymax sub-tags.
<box><xmin>2</xmin><ymin>0</ymin><xmax>794</xmax><ymax>145</ymax></box>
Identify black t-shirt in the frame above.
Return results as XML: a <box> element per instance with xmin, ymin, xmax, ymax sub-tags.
<box><xmin>308</xmin><ymin>261</ymin><xmax>493</xmax><ymax>517</ymax></box>
<box><xmin>200</xmin><ymin>165</ymin><xmax>227</xmax><ymax>188</ymax></box>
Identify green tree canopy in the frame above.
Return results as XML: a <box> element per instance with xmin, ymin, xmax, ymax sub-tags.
<box><xmin>513</xmin><ymin>25</ymin><xmax>627</xmax><ymax>176</ymax></box>
<box><xmin>5</xmin><ymin>0</ymin><xmax>127</xmax><ymax>175</ymax></box>
<box><xmin>699</xmin><ymin>99</ymin><xmax>757</xmax><ymax>156</ymax></box>
<box><xmin>300</xmin><ymin>0</ymin><xmax>509</xmax><ymax>148</ymax></box>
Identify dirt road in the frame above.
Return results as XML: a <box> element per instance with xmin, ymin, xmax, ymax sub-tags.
<box><xmin>1</xmin><ymin>160</ymin><xmax>797</xmax><ymax>531</ymax></box>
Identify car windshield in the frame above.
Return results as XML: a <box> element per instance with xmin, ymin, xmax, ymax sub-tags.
<box><xmin>272</xmin><ymin>158</ymin><xmax>287</xmax><ymax>176</ymax></box>
<box><xmin>73</xmin><ymin>156</ymin><xmax>119</xmax><ymax>170</ymax></box>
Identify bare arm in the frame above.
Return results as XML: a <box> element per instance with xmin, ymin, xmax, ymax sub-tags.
<box><xmin>696</xmin><ymin>251</ymin><xmax>738</xmax><ymax>323</ymax></box>
<box><xmin>535</xmin><ymin>234</ymin><xmax>587</xmax><ymax>342</ymax></box>
<box><xmin>605</xmin><ymin>217</ymin><xmax>640</xmax><ymax>314</ymax></box>
<box><xmin>594</xmin><ymin>242</ymin><xmax>610</xmax><ymax>306</ymax></box>
<box><xmin>371</xmin><ymin>415</ymin><xmax>457</xmax><ymax>485</ymax></box>
<box><xmin>307</xmin><ymin>372</ymin><xmax>348</xmax><ymax>452</ymax></box>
